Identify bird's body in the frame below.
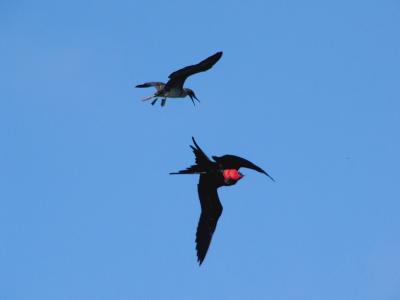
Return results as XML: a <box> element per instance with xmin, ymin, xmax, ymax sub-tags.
<box><xmin>161</xmin><ymin>87</ymin><xmax>189</xmax><ymax>98</ymax></box>
<box><xmin>136</xmin><ymin>52</ymin><xmax>223</xmax><ymax>107</ymax></box>
<box><xmin>170</xmin><ymin>137</ymin><xmax>274</xmax><ymax>265</ymax></box>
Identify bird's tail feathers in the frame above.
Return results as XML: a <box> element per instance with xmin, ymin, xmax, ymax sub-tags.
<box><xmin>169</xmin><ymin>137</ymin><xmax>212</xmax><ymax>175</ymax></box>
<box><xmin>142</xmin><ymin>95</ymin><xmax>156</xmax><ymax>101</ymax></box>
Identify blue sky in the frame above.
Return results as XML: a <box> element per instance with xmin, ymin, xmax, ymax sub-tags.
<box><xmin>1</xmin><ymin>0</ymin><xmax>400</xmax><ymax>299</ymax></box>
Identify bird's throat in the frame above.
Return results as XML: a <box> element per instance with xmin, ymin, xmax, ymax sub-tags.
<box><xmin>223</xmin><ymin>169</ymin><xmax>242</xmax><ymax>182</ymax></box>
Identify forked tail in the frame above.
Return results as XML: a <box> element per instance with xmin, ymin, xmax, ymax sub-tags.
<box><xmin>170</xmin><ymin>137</ymin><xmax>213</xmax><ymax>175</ymax></box>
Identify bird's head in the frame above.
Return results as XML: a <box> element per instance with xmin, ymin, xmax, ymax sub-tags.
<box><xmin>223</xmin><ymin>169</ymin><xmax>244</xmax><ymax>185</ymax></box>
<box><xmin>185</xmin><ymin>88</ymin><xmax>200</xmax><ymax>105</ymax></box>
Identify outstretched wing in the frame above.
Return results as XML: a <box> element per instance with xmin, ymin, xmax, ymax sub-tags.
<box><xmin>196</xmin><ymin>174</ymin><xmax>223</xmax><ymax>265</ymax></box>
<box><xmin>135</xmin><ymin>82</ymin><xmax>165</xmax><ymax>91</ymax></box>
<box><xmin>165</xmin><ymin>52</ymin><xmax>223</xmax><ymax>90</ymax></box>
<box><xmin>213</xmin><ymin>154</ymin><xmax>275</xmax><ymax>182</ymax></box>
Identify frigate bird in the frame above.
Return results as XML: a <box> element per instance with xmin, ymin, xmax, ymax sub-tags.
<box><xmin>136</xmin><ymin>52</ymin><xmax>223</xmax><ymax>107</ymax></box>
<box><xmin>170</xmin><ymin>137</ymin><xmax>274</xmax><ymax>265</ymax></box>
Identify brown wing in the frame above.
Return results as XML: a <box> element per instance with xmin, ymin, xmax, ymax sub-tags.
<box><xmin>195</xmin><ymin>174</ymin><xmax>223</xmax><ymax>265</ymax></box>
<box><xmin>165</xmin><ymin>52</ymin><xmax>223</xmax><ymax>90</ymax></box>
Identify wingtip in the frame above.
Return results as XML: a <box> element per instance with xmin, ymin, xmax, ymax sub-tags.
<box><xmin>263</xmin><ymin>171</ymin><xmax>275</xmax><ymax>182</ymax></box>
<box><xmin>213</xmin><ymin>51</ymin><xmax>223</xmax><ymax>61</ymax></box>
<box><xmin>197</xmin><ymin>253</ymin><xmax>205</xmax><ymax>266</ymax></box>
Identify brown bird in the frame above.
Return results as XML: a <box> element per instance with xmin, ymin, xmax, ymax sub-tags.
<box><xmin>170</xmin><ymin>137</ymin><xmax>274</xmax><ymax>265</ymax></box>
<box><xmin>136</xmin><ymin>52</ymin><xmax>223</xmax><ymax>107</ymax></box>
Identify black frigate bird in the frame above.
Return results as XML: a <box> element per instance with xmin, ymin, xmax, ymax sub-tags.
<box><xmin>136</xmin><ymin>51</ymin><xmax>223</xmax><ymax>107</ymax></box>
<box><xmin>170</xmin><ymin>137</ymin><xmax>274</xmax><ymax>265</ymax></box>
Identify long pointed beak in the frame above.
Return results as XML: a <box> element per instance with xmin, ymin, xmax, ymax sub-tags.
<box><xmin>189</xmin><ymin>95</ymin><xmax>200</xmax><ymax>106</ymax></box>
<box><xmin>189</xmin><ymin>95</ymin><xmax>195</xmax><ymax>106</ymax></box>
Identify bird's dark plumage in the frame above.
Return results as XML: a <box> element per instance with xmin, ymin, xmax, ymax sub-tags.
<box><xmin>136</xmin><ymin>52</ymin><xmax>223</xmax><ymax>106</ymax></box>
<box><xmin>170</xmin><ymin>137</ymin><xmax>274</xmax><ymax>265</ymax></box>
<box><xmin>196</xmin><ymin>174</ymin><xmax>223</xmax><ymax>265</ymax></box>
<box><xmin>165</xmin><ymin>51</ymin><xmax>223</xmax><ymax>90</ymax></box>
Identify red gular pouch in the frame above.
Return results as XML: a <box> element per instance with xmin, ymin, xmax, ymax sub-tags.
<box><xmin>222</xmin><ymin>169</ymin><xmax>244</xmax><ymax>185</ymax></box>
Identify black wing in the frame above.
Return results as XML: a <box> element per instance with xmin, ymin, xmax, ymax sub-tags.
<box><xmin>213</xmin><ymin>154</ymin><xmax>275</xmax><ymax>182</ymax></box>
<box><xmin>165</xmin><ymin>52</ymin><xmax>223</xmax><ymax>90</ymax></box>
<box><xmin>170</xmin><ymin>137</ymin><xmax>214</xmax><ymax>175</ymax></box>
<box><xmin>135</xmin><ymin>82</ymin><xmax>165</xmax><ymax>91</ymax></box>
<box><xmin>196</xmin><ymin>174</ymin><xmax>223</xmax><ymax>265</ymax></box>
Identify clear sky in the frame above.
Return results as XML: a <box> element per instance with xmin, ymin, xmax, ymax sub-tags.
<box><xmin>1</xmin><ymin>0</ymin><xmax>400</xmax><ymax>299</ymax></box>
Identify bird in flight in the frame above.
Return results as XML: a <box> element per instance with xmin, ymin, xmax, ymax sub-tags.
<box><xmin>170</xmin><ymin>137</ymin><xmax>274</xmax><ymax>265</ymax></box>
<box><xmin>136</xmin><ymin>52</ymin><xmax>223</xmax><ymax>107</ymax></box>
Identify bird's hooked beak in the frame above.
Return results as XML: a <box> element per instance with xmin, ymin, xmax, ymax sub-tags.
<box><xmin>189</xmin><ymin>92</ymin><xmax>200</xmax><ymax>106</ymax></box>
